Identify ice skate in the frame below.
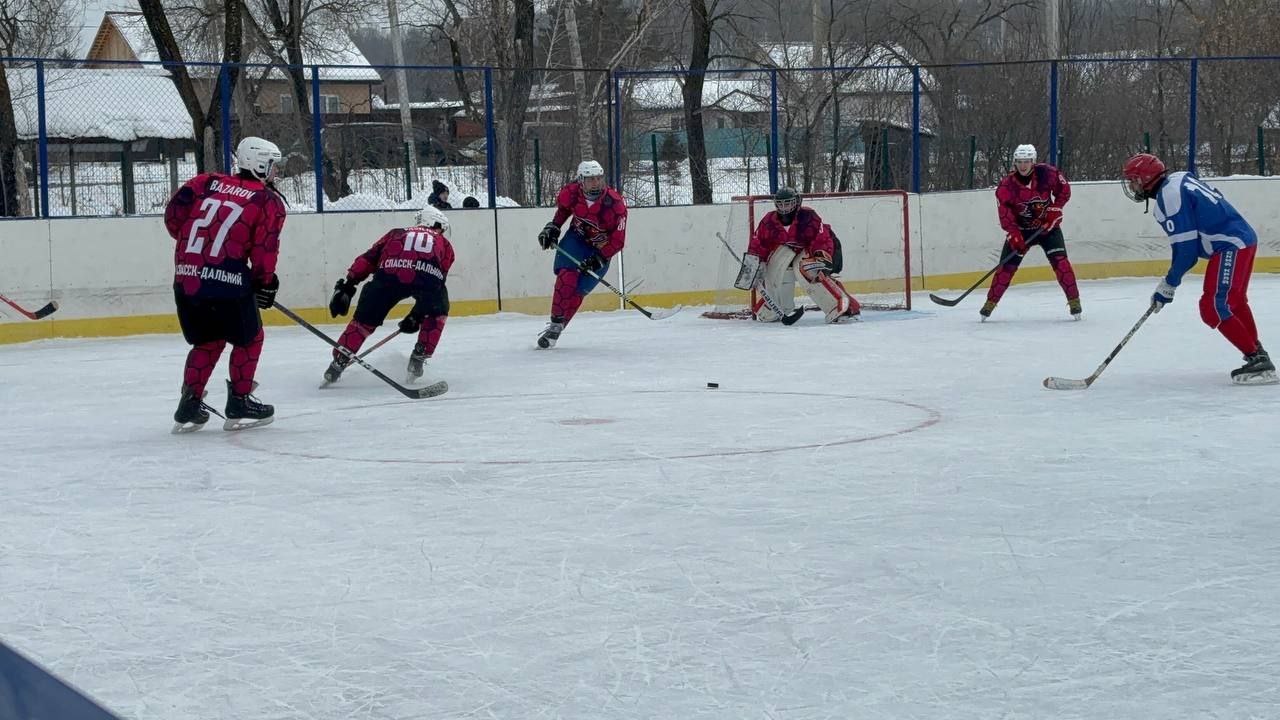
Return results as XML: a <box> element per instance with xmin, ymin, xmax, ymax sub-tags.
<box><xmin>223</xmin><ymin>380</ymin><xmax>275</xmax><ymax>431</ymax></box>
<box><xmin>320</xmin><ymin>357</ymin><xmax>349</xmax><ymax>388</ymax></box>
<box><xmin>171</xmin><ymin>385</ymin><xmax>211</xmax><ymax>434</ymax></box>
<box><xmin>536</xmin><ymin>317</ymin><xmax>565</xmax><ymax>349</ymax></box>
<box><xmin>1231</xmin><ymin>346</ymin><xmax>1278</xmax><ymax>385</ymax></box>
<box><xmin>980</xmin><ymin>300</ymin><xmax>996</xmax><ymax>321</ymax></box>
<box><xmin>1068</xmin><ymin>297</ymin><xmax>1082</xmax><ymax>321</ymax></box>
<box><xmin>406</xmin><ymin>342</ymin><xmax>429</xmax><ymax>383</ymax></box>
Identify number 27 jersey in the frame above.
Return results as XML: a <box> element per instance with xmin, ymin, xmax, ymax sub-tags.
<box><xmin>165</xmin><ymin>173</ymin><xmax>287</xmax><ymax>299</ymax></box>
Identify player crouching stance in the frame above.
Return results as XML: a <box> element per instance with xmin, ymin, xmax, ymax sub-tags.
<box><xmin>167</xmin><ymin>136</ymin><xmax>286</xmax><ymax>433</ymax></box>
<box><xmin>535</xmin><ymin>160</ymin><xmax>628</xmax><ymax>348</ymax></box>
<box><xmin>1123</xmin><ymin>153</ymin><xmax>1276</xmax><ymax>385</ymax></box>
<box><xmin>734</xmin><ymin>187</ymin><xmax>859</xmax><ymax>324</ymax></box>
<box><xmin>323</xmin><ymin>207</ymin><xmax>455</xmax><ymax>385</ymax></box>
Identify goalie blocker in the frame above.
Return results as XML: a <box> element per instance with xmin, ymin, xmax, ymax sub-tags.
<box><xmin>737</xmin><ymin>187</ymin><xmax>860</xmax><ymax>324</ymax></box>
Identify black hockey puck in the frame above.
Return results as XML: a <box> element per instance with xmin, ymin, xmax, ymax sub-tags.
<box><xmin>706</xmin><ymin>382</ymin><xmax>719</xmax><ymax>388</ymax></box>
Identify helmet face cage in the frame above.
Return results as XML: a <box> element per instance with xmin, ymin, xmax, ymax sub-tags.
<box><xmin>774</xmin><ymin>187</ymin><xmax>800</xmax><ymax>216</ymax></box>
<box><xmin>1121</xmin><ymin>154</ymin><xmax>1165</xmax><ymax>203</ymax></box>
<box><xmin>578</xmin><ymin>160</ymin><xmax>606</xmax><ymax>193</ymax></box>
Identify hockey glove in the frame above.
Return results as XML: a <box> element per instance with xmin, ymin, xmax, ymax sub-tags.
<box><xmin>578</xmin><ymin>254</ymin><xmax>604</xmax><ymax>275</ymax></box>
<box><xmin>537</xmin><ymin>222</ymin><xmax>561</xmax><ymax>250</ymax></box>
<box><xmin>1006</xmin><ymin>231</ymin><xmax>1028</xmax><ymax>255</ymax></box>
<box><xmin>1151</xmin><ymin>280</ymin><xmax>1176</xmax><ymax>312</ymax></box>
<box><xmin>253</xmin><ymin>273</ymin><xmax>280</xmax><ymax>309</ymax></box>
<box><xmin>329</xmin><ymin>278</ymin><xmax>357</xmax><ymax>317</ymax></box>
<box><xmin>398</xmin><ymin>313</ymin><xmax>423</xmax><ymax>334</ymax></box>
<box><xmin>1040</xmin><ymin>206</ymin><xmax>1064</xmax><ymax>232</ymax></box>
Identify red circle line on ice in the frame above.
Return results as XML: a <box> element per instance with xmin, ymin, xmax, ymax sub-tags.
<box><xmin>231</xmin><ymin>389</ymin><xmax>942</xmax><ymax>465</ymax></box>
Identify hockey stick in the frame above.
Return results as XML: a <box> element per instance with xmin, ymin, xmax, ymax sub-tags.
<box><xmin>553</xmin><ymin>245</ymin><xmax>682</xmax><ymax>320</ymax></box>
<box><xmin>1043</xmin><ymin>304</ymin><xmax>1156</xmax><ymax>390</ymax></box>
<box><xmin>928</xmin><ymin>227</ymin><xmax>1046</xmax><ymax>307</ymax></box>
<box><xmin>272</xmin><ymin>302</ymin><xmax>448</xmax><ymax>399</ymax></box>
<box><xmin>713</xmin><ymin>232</ymin><xmax>804</xmax><ymax>325</ymax></box>
<box><xmin>355</xmin><ymin>328</ymin><xmax>402</xmax><ymax>361</ymax></box>
<box><xmin>0</xmin><ymin>293</ymin><xmax>59</xmax><ymax>320</ymax></box>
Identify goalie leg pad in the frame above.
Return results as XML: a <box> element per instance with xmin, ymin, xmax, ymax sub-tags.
<box><xmin>792</xmin><ymin>254</ymin><xmax>857</xmax><ymax>323</ymax></box>
<box><xmin>755</xmin><ymin>247</ymin><xmax>798</xmax><ymax>322</ymax></box>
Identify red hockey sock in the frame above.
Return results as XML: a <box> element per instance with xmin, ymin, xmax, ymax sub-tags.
<box><xmin>416</xmin><ymin>315</ymin><xmax>447</xmax><ymax>356</ymax></box>
<box><xmin>1217</xmin><ymin>315</ymin><xmax>1259</xmax><ymax>356</ymax></box>
<box><xmin>183</xmin><ymin>340</ymin><xmax>226</xmax><ymax>396</ymax></box>
<box><xmin>229</xmin><ymin>328</ymin><xmax>264</xmax><ymax>396</ymax></box>
<box><xmin>1050</xmin><ymin>253</ymin><xmax>1079</xmax><ymax>301</ymax></box>
<box><xmin>552</xmin><ymin>269</ymin><xmax>586</xmax><ymax>324</ymax></box>
<box><xmin>986</xmin><ymin>260</ymin><xmax>1022</xmax><ymax>304</ymax></box>
<box><xmin>334</xmin><ymin>321</ymin><xmax>374</xmax><ymax>361</ymax></box>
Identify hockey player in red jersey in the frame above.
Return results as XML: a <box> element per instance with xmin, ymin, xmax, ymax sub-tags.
<box><xmin>166</xmin><ymin>136</ymin><xmax>286</xmax><ymax>433</ymax></box>
<box><xmin>734</xmin><ymin>187</ymin><xmax>859</xmax><ymax>324</ymax></box>
<box><xmin>324</xmin><ymin>207</ymin><xmax>455</xmax><ymax>385</ymax></box>
<box><xmin>534</xmin><ymin>160</ymin><xmax>628</xmax><ymax>348</ymax></box>
<box><xmin>983</xmin><ymin>143</ymin><xmax>1080</xmax><ymax>321</ymax></box>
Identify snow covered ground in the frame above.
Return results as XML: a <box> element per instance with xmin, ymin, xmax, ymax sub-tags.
<box><xmin>2</xmin><ymin>275</ymin><xmax>1279</xmax><ymax>719</ymax></box>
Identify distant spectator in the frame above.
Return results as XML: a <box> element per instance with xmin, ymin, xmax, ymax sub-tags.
<box><xmin>428</xmin><ymin>180</ymin><xmax>452</xmax><ymax>210</ymax></box>
<box><xmin>462</xmin><ymin>196</ymin><xmax>480</xmax><ymax>208</ymax></box>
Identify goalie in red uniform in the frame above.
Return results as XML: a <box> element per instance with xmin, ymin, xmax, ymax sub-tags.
<box><xmin>534</xmin><ymin>160</ymin><xmax>628</xmax><ymax>348</ymax></box>
<box><xmin>323</xmin><ymin>207</ymin><xmax>455</xmax><ymax>386</ymax></box>
<box><xmin>166</xmin><ymin>136</ymin><xmax>286</xmax><ymax>433</ymax></box>
<box><xmin>734</xmin><ymin>187</ymin><xmax>860</xmax><ymax>324</ymax></box>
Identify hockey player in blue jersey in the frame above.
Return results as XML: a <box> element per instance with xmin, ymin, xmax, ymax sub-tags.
<box><xmin>1122</xmin><ymin>153</ymin><xmax>1276</xmax><ymax>385</ymax></box>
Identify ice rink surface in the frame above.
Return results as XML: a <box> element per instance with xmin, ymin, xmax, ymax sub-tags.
<box><xmin>2</xmin><ymin>276</ymin><xmax>1279</xmax><ymax>719</ymax></box>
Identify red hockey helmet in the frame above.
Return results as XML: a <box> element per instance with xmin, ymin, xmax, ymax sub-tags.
<box><xmin>1121</xmin><ymin>153</ymin><xmax>1167</xmax><ymax>202</ymax></box>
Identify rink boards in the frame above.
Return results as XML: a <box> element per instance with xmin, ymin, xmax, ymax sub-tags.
<box><xmin>3</xmin><ymin>176</ymin><xmax>1280</xmax><ymax>343</ymax></box>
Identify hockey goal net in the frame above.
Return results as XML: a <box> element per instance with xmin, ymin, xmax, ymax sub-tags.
<box><xmin>703</xmin><ymin>190</ymin><xmax>911</xmax><ymax>319</ymax></box>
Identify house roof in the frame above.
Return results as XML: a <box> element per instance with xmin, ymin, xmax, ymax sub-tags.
<box><xmin>759</xmin><ymin>42</ymin><xmax>935</xmax><ymax>93</ymax></box>
<box><xmin>5</xmin><ymin>67</ymin><xmax>191</xmax><ymax>141</ymax></box>
<box><xmin>88</xmin><ymin>11</ymin><xmax>383</xmax><ymax>83</ymax></box>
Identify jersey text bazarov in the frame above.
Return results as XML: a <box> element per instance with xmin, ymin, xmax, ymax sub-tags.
<box><xmin>166</xmin><ymin>173</ymin><xmax>286</xmax><ymax>299</ymax></box>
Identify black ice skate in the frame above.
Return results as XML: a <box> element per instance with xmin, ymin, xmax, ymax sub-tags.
<box><xmin>223</xmin><ymin>379</ymin><xmax>275</xmax><ymax>431</ymax></box>
<box><xmin>1068</xmin><ymin>297</ymin><xmax>1082</xmax><ymax>321</ymax></box>
<box><xmin>320</xmin><ymin>357</ymin><xmax>350</xmax><ymax>388</ymax></box>
<box><xmin>171</xmin><ymin>384</ymin><xmax>214</xmax><ymax>434</ymax></box>
<box><xmin>406</xmin><ymin>342</ymin><xmax>429</xmax><ymax>383</ymax></box>
<box><xmin>980</xmin><ymin>300</ymin><xmax>997</xmax><ymax>321</ymax></box>
<box><xmin>1231</xmin><ymin>346</ymin><xmax>1278</xmax><ymax>385</ymax></box>
<box><xmin>537</xmin><ymin>316</ymin><xmax>566</xmax><ymax>349</ymax></box>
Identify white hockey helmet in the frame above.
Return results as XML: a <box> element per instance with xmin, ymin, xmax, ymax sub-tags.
<box><xmin>1013</xmin><ymin>144</ymin><xmax>1037</xmax><ymax>162</ymax></box>
<box><xmin>577</xmin><ymin>160</ymin><xmax>605</xmax><ymax>180</ymax></box>
<box><xmin>416</xmin><ymin>206</ymin><xmax>450</xmax><ymax>237</ymax></box>
<box><xmin>235</xmin><ymin>136</ymin><xmax>282</xmax><ymax>182</ymax></box>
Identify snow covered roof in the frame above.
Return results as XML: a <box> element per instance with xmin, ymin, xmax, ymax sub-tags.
<box><xmin>759</xmin><ymin>43</ymin><xmax>934</xmax><ymax>93</ymax></box>
<box><xmin>630</xmin><ymin>78</ymin><xmax>768</xmax><ymax>113</ymax></box>
<box><xmin>372</xmin><ymin>95</ymin><xmax>464</xmax><ymax>111</ymax></box>
<box><xmin>5</xmin><ymin>67</ymin><xmax>191</xmax><ymax>141</ymax></box>
<box><xmin>91</xmin><ymin>11</ymin><xmax>383</xmax><ymax>83</ymax></box>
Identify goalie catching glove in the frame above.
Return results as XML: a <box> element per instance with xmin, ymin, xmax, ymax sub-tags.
<box><xmin>733</xmin><ymin>253</ymin><xmax>763</xmax><ymax>290</ymax></box>
<box><xmin>537</xmin><ymin>223</ymin><xmax>561</xmax><ymax>250</ymax></box>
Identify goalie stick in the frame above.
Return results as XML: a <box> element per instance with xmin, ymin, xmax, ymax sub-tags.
<box><xmin>1043</xmin><ymin>304</ymin><xmax>1156</xmax><ymax>390</ymax></box>
<box><xmin>271</xmin><ymin>302</ymin><xmax>448</xmax><ymax>399</ymax></box>
<box><xmin>0</xmin><ymin>292</ymin><xmax>59</xmax><ymax>320</ymax></box>
<box><xmin>553</xmin><ymin>245</ymin><xmax>682</xmax><ymax>320</ymax></box>
<box><xmin>928</xmin><ymin>227</ymin><xmax>1046</xmax><ymax>307</ymax></box>
<box><xmin>713</xmin><ymin>232</ymin><xmax>804</xmax><ymax>325</ymax></box>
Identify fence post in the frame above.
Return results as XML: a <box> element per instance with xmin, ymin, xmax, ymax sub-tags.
<box><xmin>121</xmin><ymin>141</ymin><xmax>135</xmax><ymax>215</ymax></box>
<box><xmin>311</xmin><ymin>67</ymin><xmax>324</xmax><ymax>211</ymax></box>
<box><xmin>1048</xmin><ymin>60</ymin><xmax>1059</xmax><ymax>166</ymax></box>
<box><xmin>483</xmin><ymin>67</ymin><xmax>497</xmax><ymax>208</ymax></box>
<box><xmin>1257</xmin><ymin>126</ymin><xmax>1265</xmax><ymax>176</ymax></box>
<box><xmin>967</xmin><ymin>134</ymin><xmax>976</xmax><ymax>189</ymax></box>
<box><xmin>1058</xmin><ymin>134</ymin><xmax>1066</xmax><ymax>174</ymax></box>
<box><xmin>403</xmin><ymin>143</ymin><xmax>412</xmax><ymax>201</ymax></box>
<box><xmin>650</xmin><ymin>134</ymin><xmax>661</xmax><ymax>206</ymax></box>
<box><xmin>220</xmin><ymin>64</ymin><xmax>232</xmax><ymax>174</ymax></box>
<box><xmin>769</xmin><ymin>69</ymin><xmax>779</xmax><ymax>193</ymax></box>
<box><xmin>1143</xmin><ymin>131</ymin><xmax>1151</xmax><ymax>153</ymax></box>
<box><xmin>533</xmin><ymin>136</ymin><xmax>542</xmax><ymax>205</ymax></box>
<box><xmin>911</xmin><ymin>65</ymin><xmax>921</xmax><ymax>194</ymax></box>
<box><xmin>35</xmin><ymin>60</ymin><xmax>48</xmax><ymax>218</ymax></box>
<box><xmin>1188</xmin><ymin>58</ymin><xmax>1198</xmax><ymax>173</ymax></box>
<box><xmin>68</xmin><ymin>144</ymin><xmax>77</xmax><ymax>216</ymax></box>
<box><xmin>880</xmin><ymin>127</ymin><xmax>890</xmax><ymax>189</ymax></box>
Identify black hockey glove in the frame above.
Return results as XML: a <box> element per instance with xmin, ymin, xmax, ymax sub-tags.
<box><xmin>578</xmin><ymin>254</ymin><xmax>604</xmax><ymax>275</ymax></box>
<box><xmin>537</xmin><ymin>222</ymin><xmax>561</xmax><ymax>250</ymax></box>
<box><xmin>329</xmin><ymin>278</ymin><xmax>357</xmax><ymax>317</ymax></box>
<box><xmin>253</xmin><ymin>273</ymin><xmax>279</xmax><ymax>309</ymax></box>
<box><xmin>398</xmin><ymin>313</ymin><xmax>423</xmax><ymax>334</ymax></box>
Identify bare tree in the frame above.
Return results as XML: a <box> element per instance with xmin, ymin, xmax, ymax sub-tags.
<box><xmin>0</xmin><ymin>0</ymin><xmax>83</xmax><ymax>215</ymax></box>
